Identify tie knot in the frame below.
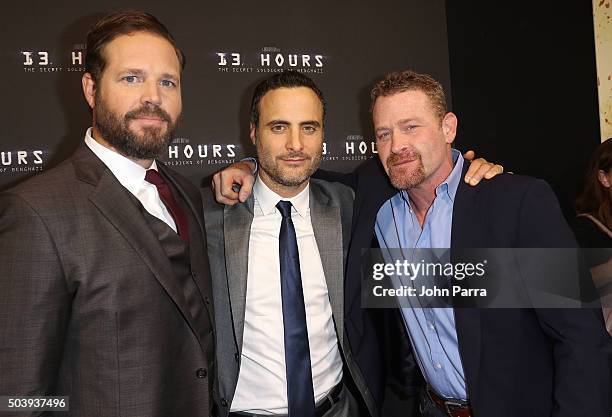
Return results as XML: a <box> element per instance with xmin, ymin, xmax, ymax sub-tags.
<box><xmin>276</xmin><ymin>200</ymin><xmax>293</xmax><ymax>219</ymax></box>
<box><xmin>145</xmin><ymin>169</ymin><xmax>165</xmax><ymax>187</ymax></box>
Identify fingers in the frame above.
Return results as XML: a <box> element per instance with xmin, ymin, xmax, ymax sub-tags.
<box><xmin>211</xmin><ymin>162</ymin><xmax>256</xmax><ymax>205</ymax></box>
<box><xmin>212</xmin><ymin>171</ymin><xmax>239</xmax><ymax>205</ymax></box>
<box><xmin>484</xmin><ymin>164</ymin><xmax>504</xmax><ymax>179</ymax></box>
<box><xmin>464</xmin><ymin>158</ymin><xmax>504</xmax><ymax>185</ymax></box>
<box><xmin>238</xmin><ymin>175</ymin><xmax>255</xmax><ymax>203</ymax></box>
<box><xmin>463</xmin><ymin>150</ymin><xmax>476</xmax><ymax>161</ymax></box>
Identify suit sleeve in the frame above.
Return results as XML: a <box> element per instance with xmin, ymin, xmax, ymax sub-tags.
<box><xmin>0</xmin><ymin>192</ymin><xmax>70</xmax><ymax>408</ymax></box>
<box><xmin>312</xmin><ymin>169</ymin><xmax>359</xmax><ymax>191</ymax></box>
<box><xmin>517</xmin><ymin>180</ymin><xmax>612</xmax><ymax>417</ymax></box>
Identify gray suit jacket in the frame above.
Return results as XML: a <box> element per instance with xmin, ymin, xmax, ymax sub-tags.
<box><xmin>202</xmin><ymin>178</ymin><xmax>377</xmax><ymax>417</ymax></box>
<box><xmin>0</xmin><ymin>144</ymin><xmax>215</xmax><ymax>417</ymax></box>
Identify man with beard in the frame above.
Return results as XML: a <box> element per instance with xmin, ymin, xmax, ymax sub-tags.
<box><xmin>213</xmin><ymin>70</ymin><xmax>612</xmax><ymax>417</ymax></box>
<box><xmin>0</xmin><ymin>11</ymin><xmax>215</xmax><ymax>417</ymax></box>
<box><xmin>202</xmin><ymin>71</ymin><xmax>376</xmax><ymax>417</ymax></box>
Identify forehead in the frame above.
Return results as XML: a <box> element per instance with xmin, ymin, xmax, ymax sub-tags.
<box><xmin>102</xmin><ymin>31</ymin><xmax>181</xmax><ymax>74</ymax></box>
<box><xmin>372</xmin><ymin>89</ymin><xmax>436</xmax><ymax>125</ymax></box>
<box><xmin>259</xmin><ymin>87</ymin><xmax>323</xmax><ymax>122</ymax></box>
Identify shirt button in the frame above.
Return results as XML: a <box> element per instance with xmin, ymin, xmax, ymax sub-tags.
<box><xmin>221</xmin><ymin>398</ymin><xmax>228</xmax><ymax>407</ymax></box>
<box><xmin>435</xmin><ymin>363</ymin><xmax>443</xmax><ymax>370</ymax></box>
<box><xmin>428</xmin><ymin>323</ymin><xmax>435</xmax><ymax>330</ymax></box>
<box><xmin>196</xmin><ymin>368</ymin><xmax>207</xmax><ymax>378</ymax></box>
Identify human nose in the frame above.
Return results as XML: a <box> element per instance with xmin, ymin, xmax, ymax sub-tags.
<box><xmin>390</xmin><ymin>130</ymin><xmax>410</xmax><ymax>154</ymax></box>
<box><xmin>286</xmin><ymin>127</ymin><xmax>304</xmax><ymax>151</ymax></box>
<box><xmin>141</xmin><ymin>80</ymin><xmax>162</xmax><ymax>106</ymax></box>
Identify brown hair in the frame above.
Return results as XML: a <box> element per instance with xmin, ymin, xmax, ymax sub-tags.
<box><xmin>370</xmin><ymin>69</ymin><xmax>447</xmax><ymax>122</ymax></box>
<box><xmin>576</xmin><ymin>138</ymin><xmax>612</xmax><ymax>230</ymax></box>
<box><xmin>85</xmin><ymin>10</ymin><xmax>185</xmax><ymax>83</ymax></box>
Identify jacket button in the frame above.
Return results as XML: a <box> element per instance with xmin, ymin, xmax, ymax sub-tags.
<box><xmin>205</xmin><ymin>297</ymin><xmax>211</xmax><ymax>305</ymax></box>
<box><xmin>234</xmin><ymin>352</ymin><xmax>239</xmax><ymax>362</ymax></box>
<box><xmin>221</xmin><ymin>398</ymin><xmax>228</xmax><ymax>407</ymax></box>
<box><xmin>196</xmin><ymin>368</ymin><xmax>207</xmax><ymax>378</ymax></box>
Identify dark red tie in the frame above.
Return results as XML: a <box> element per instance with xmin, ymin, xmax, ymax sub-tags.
<box><xmin>145</xmin><ymin>169</ymin><xmax>189</xmax><ymax>243</ymax></box>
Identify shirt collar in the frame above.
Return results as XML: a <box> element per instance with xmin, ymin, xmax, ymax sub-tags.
<box><xmin>399</xmin><ymin>148</ymin><xmax>464</xmax><ymax>206</ymax></box>
<box><xmin>438</xmin><ymin>148</ymin><xmax>463</xmax><ymax>202</ymax></box>
<box><xmin>84</xmin><ymin>127</ymin><xmax>158</xmax><ymax>188</ymax></box>
<box><xmin>253</xmin><ymin>175</ymin><xmax>310</xmax><ymax>218</ymax></box>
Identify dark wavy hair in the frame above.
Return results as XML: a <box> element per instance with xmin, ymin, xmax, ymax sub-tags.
<box><xmin>576</xmin><ymin>138</ymin><xmax>612</xmax><ymax>230</ymax></box>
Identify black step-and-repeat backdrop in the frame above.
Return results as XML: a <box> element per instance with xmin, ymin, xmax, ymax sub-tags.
<box><xmin>0</xmin><ymin>0</ymin><xmax>451</xmax><ymax>189</ymax></box>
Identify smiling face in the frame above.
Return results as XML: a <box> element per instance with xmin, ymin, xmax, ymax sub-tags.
<box><xmin>82</xmin><ymin>31</ymin><xmax>182</xmax><ymax>163</ymax></box>
<box><xmin>250</xmin><ymin>86</ymin><xmax>324</xmax><ymax>197</ymax></box>
<box><xmin>373</xmin><ymin>89</ymin><xmax>457</xmax><ymax>190</ymax></box>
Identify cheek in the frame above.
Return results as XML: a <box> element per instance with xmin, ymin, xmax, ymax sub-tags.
<box><xmin>376</xmin><ymin>143</ymin><xmax>391</xmax><ymax>165</ymax></box>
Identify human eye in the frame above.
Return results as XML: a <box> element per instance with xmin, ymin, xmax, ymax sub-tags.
<box><xmin>121</xmin><ymin>75</ymin><xmax>139</xmax><ymax>84</ymax></box>
<box><xmin>302</xmin><ymin>124</ymin><xmax>318</xmax><ymax>134</ymax></box>
<box><xmin>270</xmin><ymin>124</ymin><xmax>287</xmax><ymax>133</ymax></box>
<box><xmin>160</xmin><ymin>79</ymin><xmax>177</xmax><ymax>88</ymax></box>
<box><xmin>401</xmin><ymin>124</ymin><xmax>418</xmax><ymax>133</ymax></box>
<box><xmin>376</xmin><ymin>131</ymin><xmax>391</xmax><ymax>141</ymax></box>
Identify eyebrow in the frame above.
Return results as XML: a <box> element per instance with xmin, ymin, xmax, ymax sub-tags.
<box><xmin>161</xmin><ymin>73</ymin><xmax>179</xmax><ymax>81</ymax></box>
<box><xmin>120</xmin><ymin>69</ymin><xmax>179</xmax><ymax>81</ymax></box>
<box><xmin>397</xmin><ymin>118</ymin><xmax>419</xmax><ymax>125</ymax></box>
<box><xmin>122</xmin><ymin>68</ymin><xmax>146</xmax><ymax>76</ymax></box>
<box><xmin>300</xmin><ymin>120</ymin><xmax>321</xmax><ymax>128</ymax></box>
<box><xmin>265</xmin><ymin>119</ymin><xmax>321</xmax><ymax>126</ymax></box>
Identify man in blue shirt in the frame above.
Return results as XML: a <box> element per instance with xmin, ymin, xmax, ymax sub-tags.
<box><xmin>367</xmin><ymin>70</ymin><xmax>612</xmax><ymax>417</ymax></box>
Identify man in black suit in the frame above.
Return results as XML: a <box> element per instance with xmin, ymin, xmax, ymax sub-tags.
<box><xmin>0</xmin><ymin>12</ymin><xmax>214</xmax><ymax>416</ymax></box>
<box><xmin>214</xmin><ymin>70</ymin><xmax>612</xmax><ymax>417</ymax></box>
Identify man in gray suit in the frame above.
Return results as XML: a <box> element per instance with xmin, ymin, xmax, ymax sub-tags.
<box><xmin>0</xmin><ymin>11</ymin><xmax>214</xmax><ymax>417</ymax></box>
<box><xmin>203</xmin><ymin>71</ymin><xmax>376</xmax><ymax>417</ymax></box>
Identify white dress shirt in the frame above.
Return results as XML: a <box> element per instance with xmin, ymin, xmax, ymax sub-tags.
<box><xmin>84</xmin><ymin>128</ymin><xmax>176</xmax><ymax>232</ymax></box>
<box><xmin>231</xmin><ymin>177</ymin><xmax>343</xmax><ymax>414</ymax></box>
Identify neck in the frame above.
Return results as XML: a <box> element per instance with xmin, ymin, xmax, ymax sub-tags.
<box><xmin>258</xmin><ymin>170</ymin><xmax>308</xmax><ymax>198</ymax></box>
<box><xmin>406</xmin><ymin>154</ymin><xmax>454</xmax><ymax>226</ymax></box>
<box><xmin>91</xmin><ymin>126</ymin><xmax>154</xmax><ymax>169</ymax></box>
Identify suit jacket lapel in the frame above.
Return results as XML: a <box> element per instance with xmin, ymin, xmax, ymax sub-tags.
<box><xmin>451</xmin><ymin>166</ymin><xmax>482</xmax><ymax>404</ymax></box>
<box><xmin>72</xmin><ymin>144</ymin><xmax>205</xmax><ymax>349</ymax></box>
<box><xmin>223</xmin><ymin>197</ymin><xmax>254</xmax><ymax>351</ymax></box>
<box><xmin>310</xmin><ymin>183</ymin><xmax>345</xmax><ymax>347</ymax></box>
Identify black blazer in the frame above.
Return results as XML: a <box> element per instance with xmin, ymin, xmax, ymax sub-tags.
<box><xmin>318</xmin><ymin>156</ymin><xmax>612</xmax><ymax>417</ymax></box>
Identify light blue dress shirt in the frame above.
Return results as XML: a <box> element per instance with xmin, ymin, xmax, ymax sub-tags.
<box><xmin>375</xmin><ymin>149</ymin><xmax>467</xmax><ymax>400</ymax></box>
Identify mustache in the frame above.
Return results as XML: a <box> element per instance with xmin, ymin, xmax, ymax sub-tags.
<box><xmin>387</xmin><ymin>151</ymin><xmax>421</xmax><ymax>166</ymax></box>
<box><xmin>277</xmin><ymin>152</ymin><xmax>312</xmax><ymax>160</ymax></box>
<box><xmin>125</xmin><ymin>104</ymin><xmax>172</xmax><ymax>124</ymax></box>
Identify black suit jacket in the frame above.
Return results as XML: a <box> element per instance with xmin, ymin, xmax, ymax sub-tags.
<box><xmin>318</xmin><ymin>156</ymin><xmax>612</xmax><ymax>417</ymax></box>
<box><xmin>0</xmin><ymin>144</ymin><xmax>215</xmax><ymax>417</ymax></box>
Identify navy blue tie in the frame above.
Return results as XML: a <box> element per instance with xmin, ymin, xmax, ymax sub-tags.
<box><xmin>276</xmin><ymin>200</ymin><xmax>316</xmax><ymax>417</ymax></box>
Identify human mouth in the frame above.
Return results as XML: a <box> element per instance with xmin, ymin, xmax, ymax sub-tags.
<box><xmin>280</xmin><ymin>154</ymin><xmax>310</xmax><ymax>163</ymax></box>
<box><xmin>390</xmin><ymin>157</ymin><xmax>419</xmax><ymax>167</ymax></box>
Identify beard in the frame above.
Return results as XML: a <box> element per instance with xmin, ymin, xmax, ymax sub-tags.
<box><xmin>94</xmin><ymin>94</ymin><xmax>178</xmax><ymax>160</ymax></box>
<box><xmin>256</xmin><ymin>139</ymin><xmax>322</xmax><ymax>188</ymax></box>
<box><xmin>386</xmin><ymin>151</ymin><xmax>425</xmax><ymax>189</ymax></box>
